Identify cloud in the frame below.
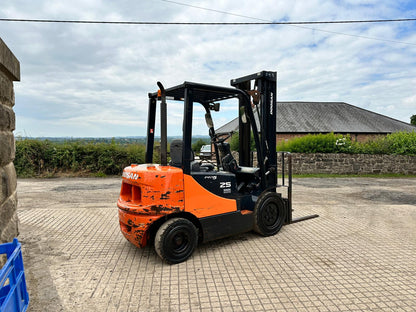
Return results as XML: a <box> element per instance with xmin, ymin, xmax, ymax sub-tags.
<box><xmin>1</xmin><ymin>0</ymin><xmax>416</xmax><ymax>137</ymax></box>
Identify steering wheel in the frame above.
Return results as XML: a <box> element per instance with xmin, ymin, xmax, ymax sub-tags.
<box><xmin>212</xmin><ymin>132</ymin><xmax>233</xmax><ymax>144</ymax></box>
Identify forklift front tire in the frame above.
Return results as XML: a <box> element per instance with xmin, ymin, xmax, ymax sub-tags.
<box><xmin>155</xmin><ymin>218</ymin><xmax>198</xmax><ymax>264</ymax></box>
<box><xmin>254</xmin><ymin>192</ymin><xmax>286</xmax><ymax>236</ymax></box>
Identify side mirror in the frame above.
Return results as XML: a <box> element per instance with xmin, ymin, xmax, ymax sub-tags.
<box><xmin>240</xmin><ymin>106</ymin><xmax>247</xmax><ymax>124</ymax></box>
<box><xmin>205</xmin><ymin>113</ymin><xmax>214</xmax><ymax>128</ymax></box>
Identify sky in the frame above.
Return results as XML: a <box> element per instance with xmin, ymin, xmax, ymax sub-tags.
<box><xmin>1</xmin><ymin>0</ymin><xmax>416</xmax><ymax>137</ymax></box>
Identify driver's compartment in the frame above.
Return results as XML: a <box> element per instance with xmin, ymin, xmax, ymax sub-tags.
<box><xmin>169</xmin><ymin>136</ymin><xmax>260</xmax><ymax>196</ymax></box>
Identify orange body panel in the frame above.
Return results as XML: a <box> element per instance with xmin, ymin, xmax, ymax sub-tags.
<box><xmin>118</xmin><ymin>210</ymin><xmax>161</xmax><ymax>248</ymax></box>
<box><xmin>118</xmin><ymin>164</ymin><xmax>238</xmax><ymax>248</ymax></box>
<box><xmin>183</xmin><ymin>174</ymin><xmax>237</xmax><ymax>218</ymax></box>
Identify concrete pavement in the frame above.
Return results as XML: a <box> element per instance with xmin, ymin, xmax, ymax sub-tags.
<box><xmin>16</xmin><ymin>177</ymin><xmax>416</xmax><ymax>311</ymax></box>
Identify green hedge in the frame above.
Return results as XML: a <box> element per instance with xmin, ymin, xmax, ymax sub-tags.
<box><xmin>15</xmin><ymin>139</ymin><xmax>146</xmax><ymax>177</ymax></box>
<box><xmin>276</xmin><ymin>133</ymin><xmax>348</xmax><ymax>153</ymax></box>
<box><xmin>14</xmin><ymin>132</ymin><xmax>415</xmax><ymax>177</ymax></box>
<box><xmin>276</xmin><ymin>132</ymin><xmax>416</xmax><ymax>156</ymax></box>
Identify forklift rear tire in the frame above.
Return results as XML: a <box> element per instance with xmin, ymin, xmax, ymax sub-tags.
<box><xmin>253</xmin><ymin>192</ymin><xmax>286</xmax><ymax>236</ymax></box>
<box><xmin>155</xmin><ymin>218</ymin><xmax>198</xmax><ymax>264</ymax></box>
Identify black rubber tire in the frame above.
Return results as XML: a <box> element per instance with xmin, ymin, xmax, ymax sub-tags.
<box><xmin>154</xmin><ymin>218</ymin><xmax>198</xmax><ymax>264</ymax></box>
<box><xmin>253</xmin><ymin>192</ymin><xmax>286</xmax><ymax>236</ymax></box>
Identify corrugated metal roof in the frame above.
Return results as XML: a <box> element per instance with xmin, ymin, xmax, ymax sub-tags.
<box><xmin>217</xmin><ymin>101</ymin><xmax>416</xmax><ymax>134</ymax></box>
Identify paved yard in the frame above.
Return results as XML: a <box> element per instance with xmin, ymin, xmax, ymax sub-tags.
<box><xmin>16</xmin><ymin>177</ymin><xmax>416</xmax><ymax>311</ymax></box>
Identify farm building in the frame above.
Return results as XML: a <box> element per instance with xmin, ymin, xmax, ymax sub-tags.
<box><xmin>217</xmin><ymin>101</ymin><xmax>416</xmax><ymax>142</ymax></box>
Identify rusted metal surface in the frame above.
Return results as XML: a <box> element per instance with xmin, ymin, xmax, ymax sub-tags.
<box><xmin>118</xmin><ymin>164</ymin><xmax>243</xmax><ymax>248</ymax></box>
<box><xmin>117</xmin><ymin>164</ymin><xmax>185</xmax><ymax>248</ymax></box>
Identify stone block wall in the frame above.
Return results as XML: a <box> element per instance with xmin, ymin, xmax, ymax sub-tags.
<box><xmin>0</xmin><ymin>38</ymin><xmax>20</xmax><ymax>244</ymax></box>
<box><xmin>232</xmin><ymin>151</ymin><xmax>416</xmax><ymax>175</ymax></box>
<box><xmin>291</xmin><ymin>153</ymin><xmax>416</xmax><ymax>175</ymax></box>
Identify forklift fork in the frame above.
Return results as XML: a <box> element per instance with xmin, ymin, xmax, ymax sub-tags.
<box><xmin>279</xmin><ymin>152</ymin><xmax>319</xmax><ymax>224</ymax></box>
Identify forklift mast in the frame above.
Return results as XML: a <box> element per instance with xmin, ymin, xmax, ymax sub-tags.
<box><xmin>231</xmin><ymin>71</ymin><xmax>277</xmax><ymax>189</ymax></box>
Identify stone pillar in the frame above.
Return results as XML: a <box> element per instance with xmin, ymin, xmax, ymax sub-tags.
<box><xmin>0</xmin><ymin>38</ymin><xmax>20</xmax><ymax>244</ymax></box>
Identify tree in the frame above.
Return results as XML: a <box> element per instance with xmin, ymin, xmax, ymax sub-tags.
<box><xmin>192</xmin><ymin>138</ymin><xmax>209</xmax><ymax>152</ymax></box>
<box><xmin>411</xmin><ymin>115</ymin><xmax>416</xmax><ymax>126</ymax></box>
<box><xmin>229</xmin><ymin>132</ymin><xmax>256</xmax><ymax>151</ymax></box>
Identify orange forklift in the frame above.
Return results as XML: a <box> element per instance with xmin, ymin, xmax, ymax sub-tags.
<box><xmin>117</xmin><ymin>71</ymin><xmax>318</xmax><ymax>264</ymax></box>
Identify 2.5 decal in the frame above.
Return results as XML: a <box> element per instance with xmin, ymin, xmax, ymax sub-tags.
<box><xmin>220</xmin><ymin>181</ymin><xmax>232</xmax><ymax>188</ymax></box>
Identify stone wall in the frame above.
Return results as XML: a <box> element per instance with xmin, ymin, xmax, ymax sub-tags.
<box><xmin>232</xmin><ymin>151</ymin><xmax>416</xmax><ymax>175</ymax></box>
<box><xmin>0</xmin><ymin>38</ymin><xmax>20</xmax><ymax>244</ymax></box>
<box><xmin>290</xmin><ymin>153</ymin><xmax>416</xmax><ymax>175</ymax></box>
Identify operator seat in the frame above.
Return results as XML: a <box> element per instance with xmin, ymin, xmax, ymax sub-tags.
<box><xmin>169</xmin><ymin>139</ymin><xmax>184</xmax><ymax>168</ymax></box>
<box><xmin>170</xmin><ymin>139</ymin><xmax>199</xmax><ymax>171</ymax></box>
